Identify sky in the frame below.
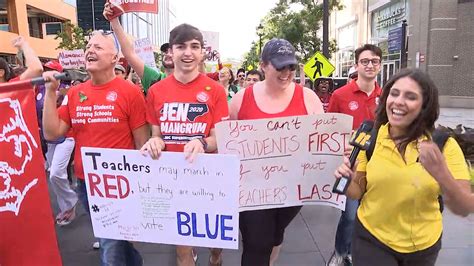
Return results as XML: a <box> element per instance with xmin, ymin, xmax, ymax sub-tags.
<box><xmin>172</xmin><ymin>0</ymin><xmax>279</xmax><ymax>61</ymax></box>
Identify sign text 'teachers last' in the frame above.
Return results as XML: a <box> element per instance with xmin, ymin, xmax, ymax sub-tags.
<box><xmin>216</xmin><ymin>113</ymin><xmax>353</xmax><ymax>212</ymax></box>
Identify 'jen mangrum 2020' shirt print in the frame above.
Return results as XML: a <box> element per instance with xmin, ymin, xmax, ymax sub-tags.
<box><xmin>159</xmin><ymin>102</ymin><xmax>209</xmax><ymax>142</ymax></box>
<box><xmin>146</xmin><ymin>74</ymin><xmax>229</xmax><ymax>152</ymax></box>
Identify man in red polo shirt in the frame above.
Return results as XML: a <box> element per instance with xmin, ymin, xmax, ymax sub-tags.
<box><xmin>326</xmin><ymin>44</ymin><xmax>382</xmax><ymax>266</ymax></box>
<box><xmin>42</xmin><ymin>31</ymin><xmax>148</xmax><ymax>265</ymax></box>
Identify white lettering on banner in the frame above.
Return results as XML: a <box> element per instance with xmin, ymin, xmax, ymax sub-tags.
<box><xmin>81</xmin><ymin>148</ymin><xmax>240</xmax><ymax>249</ymax></box>
<box><xmin>216</xmin><ymin>114</ymin><xmax>353</xmax><ymax>212</ymax></box>
<box><xmin>72</xmin><ymin>104</ymin><xmax>119</xmax><ymax>125</ymax></box>
<box><xmin>112</xmin><ymin>0</ymin><xmax>155</xmax><ymax>4</ymax></box>
<box><xmin>160</xmin><ymin>122</ymin><xmax>206</xmax><ymax>134</ymax></box>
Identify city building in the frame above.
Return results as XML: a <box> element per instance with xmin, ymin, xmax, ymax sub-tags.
<box><xmin>77</xmin><ymin>0</ymin><xmax>176</xmax><ymax>51</ymax></box>
<box><xmin>329</xmin><ymin>0</ymin><xmax>473</xmax><ymax>107</ymax></box>
<box><xmin>0</xmin><ymin>0</ymin><xmax>77</xmax><ymax>60</ymax></box>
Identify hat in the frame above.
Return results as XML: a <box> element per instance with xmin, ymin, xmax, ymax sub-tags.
<box><xmin>44</xmin><ymin>60</ymin><xmax>63</xmax><ymax>72</ymax></box>
<box><xmin>348</xmin><ymin>66</ymin><xmax>357</xmax><ymax>78</ymax></box>
<box><xmin>261</xmin><ymin>38</ymin><xmax>297</xmax><ymax>69</ymax></box>
<box><xmin>114</xmin><ymin>64</ymin><xmax>126</xmax><ymax>73</ymax></box>
<box><xmin>169</xmin><ymin>23</ymin><xmax>204</xmax><ymax>47</ymax></box>
<box><xmin>160</xmin><ymin>43</ymin><xmax>170</xmax><ymax>53</ymax></box>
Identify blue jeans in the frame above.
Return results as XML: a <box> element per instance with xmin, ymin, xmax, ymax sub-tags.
<box><xmin>77</xmin><ymin>180</ymin><xmax>143</xmax><ymax>266</ymax></box>
<box><xmin>334</xmin><ymin>198</ymin><xmax>359</xmax><ymax>256</ymax></box>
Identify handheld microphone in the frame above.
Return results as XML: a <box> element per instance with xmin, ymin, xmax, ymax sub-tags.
<box><xmin>332</xmin><ymin>120</ymin><xmax>374</xmax><ymax>195</ymax></box>
<box><xmin>31</xmin><ymin>72</ymin><xmax>70</xmax><ymax>86</ymax></box>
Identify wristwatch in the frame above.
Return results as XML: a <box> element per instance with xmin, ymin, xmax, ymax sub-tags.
<box><xmin>198</xmin><ymin>137</ymin><xmax>208</xmax><ymax>151</ymax></box>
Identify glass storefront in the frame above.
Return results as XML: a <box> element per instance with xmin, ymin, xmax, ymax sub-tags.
<box><xmin>370</xmin><ymin>0</ymin><xmax>408</xmax><ymax>86</ymax></box>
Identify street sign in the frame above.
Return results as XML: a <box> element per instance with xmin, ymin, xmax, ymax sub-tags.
<box><xmin>388</xmin><ymin>27</ymin><xmax>403</xmax><ymax>53</ymax></box>
<box><xmin>304</xmin><ymin>52</ymin><xmax>335</xmax><ymax>81</ymax></box>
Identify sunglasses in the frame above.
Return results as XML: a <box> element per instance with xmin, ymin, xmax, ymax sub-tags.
<box><xmin>88</xmin><ymin>30</ymin><xmax>120</xmax><ymax>56</ymax></box>
<box><xmin>276</xmin><ymin>64</ymin><xmax>297</xmax><ymax>72</ymax></box>
<box><xmin>238</xmin><ymin>74</ymin><xmax>245</xmax><ymax>78</ymax></box>
<box><xmin>358</xmin><ymin>58</ymin><xmax>381</xmax><ymax>66</ymax></box>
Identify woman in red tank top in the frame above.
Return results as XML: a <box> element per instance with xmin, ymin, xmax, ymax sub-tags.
<box><xmin>229</xmin><ymin>39</ymin><xmax>324</xmax><ymax>266</ymax></box>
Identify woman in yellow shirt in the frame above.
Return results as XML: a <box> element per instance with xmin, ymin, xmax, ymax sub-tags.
<box><xmin>334</xmin><ymin>68</ymin><xmax>471</xmax><ymax>266</ymax></box>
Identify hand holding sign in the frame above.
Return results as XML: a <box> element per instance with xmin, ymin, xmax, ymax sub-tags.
<box><xmin>107</xmin><ymin>0</ymin><xmax>159</xmax><ymax>19</ymax></box>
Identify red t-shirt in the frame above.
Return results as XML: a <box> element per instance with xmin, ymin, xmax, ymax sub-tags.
<box><xmin>146</xmin><ymin>73</ymin><xmax>229</xmax><ymax>152</ymax></box>
<box><xmin>58</xmin><ymin>77</ymin><xmax>147</xmax><ymax>179</ymax></box>
<box><xmin>327</xmin><ymin>81</ymin><xmax>381</xmax><ymax>130</ymax></box>
<box><xmin>238</xmin><ymin>84</ymin><xmax>308</xmax><ymax>119</ymax></box>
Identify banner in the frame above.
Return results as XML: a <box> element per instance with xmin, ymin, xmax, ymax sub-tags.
<box><xmin>134</xmin><ymin>38</ymin><xmax>157</xmax><ymax>69</ymax></box>
<box><xmin>0</xmin><ymin>81</ymin><xmax>61</xmax><ymax>265</ymax></box>
<box><xmin>108</xmin><ymin>0</ymin><xmax>159</xmax><ymax>19</ymax></box>
<box><xmin>58</xmin><ymin>49</ymin><xmax>86</xmax><ymax>69</ymax></box>
<box><xmin>81</xmin><ymin>148</ymin><xmax>240</xmax><ymax>249</ymax></box>
<box><xmin>216</xmin><ymin>114</ymin><xmax>353</xmax><ymax>212</ymax></box>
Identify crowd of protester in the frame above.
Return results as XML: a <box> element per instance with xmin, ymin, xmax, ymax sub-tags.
<box><xmin>1</xmin><ymin>2</ymin><xmax>473</xmax><ymax>266</ymax></box>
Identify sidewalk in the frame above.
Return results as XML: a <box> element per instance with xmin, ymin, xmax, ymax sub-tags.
<box><xmin>55</xmin><ymin>200</ymin><xmax>474</xmax><ymax>266</ymax></box>
<box><xmin>54</xmin><ymin>107</ymin><xmax>474</xmax><ymax>265</ymax></box>
<box><xmin>437</xmin><ymin>108</ymin><xmax>474</xmax><ymax>128</ymax></box>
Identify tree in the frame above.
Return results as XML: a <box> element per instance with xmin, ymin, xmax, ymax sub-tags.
<box><xmin>241</xmin><ymin>41</ymin><xmax>259</xmax><ymax>72</ymax></box>
<box><xmin>243</xmin><ymin>0</ymin><xmax>343</xmax><ymax>68</ymax></box>
<box><xmin>55</xmin><ymin>21</ymin><xmax>91</xmax><ymax>50</ymax></box>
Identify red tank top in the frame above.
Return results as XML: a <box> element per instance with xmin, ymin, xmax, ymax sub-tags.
<box><xmin>238</xmin><ymin>84</ymin><xmax>308</xmax><ymax>119</ymax></box>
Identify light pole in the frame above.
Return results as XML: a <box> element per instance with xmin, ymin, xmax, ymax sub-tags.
<box><xmin>257</xmin><ymin>23</ymin><xmax>264</xmax><ymax>56</ymax></box>
<box><xmin>322</xmin><ymin>0</ymin><xmax>329</xmax><ymax>58</ymax></box>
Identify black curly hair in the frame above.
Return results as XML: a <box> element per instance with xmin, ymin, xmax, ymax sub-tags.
<box><xmin>375</xmin><ymin>68</ymin><xmax>439</xmax><ymax>152</ymax></box>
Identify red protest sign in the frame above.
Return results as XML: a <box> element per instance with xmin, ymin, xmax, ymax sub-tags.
<box><xmin>108</xmin><ymin>0</ymin><xmax>159</xmax><ymax>19</ymax></box>
<box><xmin>0</xmin><ymin>80</ymin><xmax>62</xmax><ymax>266</ymax></box>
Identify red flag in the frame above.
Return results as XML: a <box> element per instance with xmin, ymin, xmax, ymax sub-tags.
<box><xmin>0</xmin><ymin>81</ymin><xmax>62</xmax><ymax>265</ymax></box>
<box><xmin>108</xmin><ymin>0</ymin><xmax>159</xmax><ymax>19</ymax></box>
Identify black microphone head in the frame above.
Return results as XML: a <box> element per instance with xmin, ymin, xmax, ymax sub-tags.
<box><xmin>360</xmin><ymin>120</ymin><xmax>374</xmax><ymax>133</ymax></box>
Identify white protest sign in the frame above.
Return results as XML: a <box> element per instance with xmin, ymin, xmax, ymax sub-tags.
<box><xmin>58</xmin><ymin>49</ymin><xmax>86</xmax><ymax>69</ymax></box>
<box><xmin>202</xmin><ymin>31</ymin><xmax>219</xmax><ymax>61</ymax></box>
<box><xmin>216</xmin><ymin>114</ymin><xmax>353</xmax><ymax>212</ymax></box>
<box><xmin>134</xmin><ymin>38</ymin><xmax>157</xmax><ymax>68</ymax></box>
<box><xmin>81</xmin><ymin>148</ymin><xmax>240</xmax><ymax>249</ymax></box>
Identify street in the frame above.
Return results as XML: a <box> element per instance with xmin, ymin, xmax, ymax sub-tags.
<box><xmin>53</xmin><ymin>195</ymin><xmax>474</xmax><ymax>266</ymax></box>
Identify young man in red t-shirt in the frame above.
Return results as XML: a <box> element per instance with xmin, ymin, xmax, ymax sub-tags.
<box><xmin>326</xmin><ymin>44</ymin><xmax>382</xmax><ymax>266</ymax></box>
<box><xmin>42</xmin><ymin>31</ymin><xmax>148</xmax><ymax>266</ymax></box>
<box><xmin>141</xmin><ymin>23</ymin><xmax>228</xmax><ymax>266</ymax></box>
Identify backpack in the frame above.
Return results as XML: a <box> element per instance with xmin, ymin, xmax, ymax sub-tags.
<box><xmin>365</xmin><ymin>128</ymin><xmax>450</xmax><ymax>212</ymax></box>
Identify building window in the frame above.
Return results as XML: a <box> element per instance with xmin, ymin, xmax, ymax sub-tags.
<box><xmin>0</xmin><ymin>0</ymin><xmax>9</xmax><ymax>32</ymax></box>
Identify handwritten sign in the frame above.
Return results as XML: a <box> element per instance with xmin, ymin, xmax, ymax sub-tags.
<box><xmin>108</xmin><ymin>0</ymin><xmax>158</xmax><ymax>19</ymax></box>
<box><xmin>202</xmin><ymin>31</ymin><xmax>219</xmax><ymax>62</ymax></box>
<box><xmin>81</xmin><ymin>148</ymin><xmax>240</xmax><ymax>249</ymax></box>
<box><xmin>58</xmin><ymin>49</ymin><xmax>86</xmax><ymax>69</ymax></box>
<box><xmin>134</xmin><ymin>38</ymin><xmax>157</xmax><ymax>69</ymax></box>
<box><xmin>216</xmin><ymin>114</ymin><xmax>353</xmax><ymax>212</ymax></box>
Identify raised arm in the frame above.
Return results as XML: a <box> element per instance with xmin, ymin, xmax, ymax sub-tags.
<box><xmin>103</xmin><ymin>2</ymin><xmax>145</xmax><ymax>78</ymax></box>
<box><xmin>13</xmin><ymin>36</ymin><xmax>43</xmax><ymax>80</ymax></box>
<box><xmin>298</xmin><ymin>63</ymin><xmax>306</xmax><ymax>86</ymax></box>
<box><xmin>42</xmin><ymin>71</ymin><xmax>70</xmax><ymax>140</ymax></box>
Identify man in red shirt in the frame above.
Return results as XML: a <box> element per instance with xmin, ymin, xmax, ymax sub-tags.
<box><xmin>326</xmin><ymin>44</ymin><xmax>382</xmax><ymax>266</ymax></box>
<box><xmin>42</xmin><ymin>31</ymin><xmax>148</xmax><ymax>266</ymax></box>
<box><xmin>141</xmin><ymin>23</ymin><xmax>228</xmax><ymax>266</ymax></box>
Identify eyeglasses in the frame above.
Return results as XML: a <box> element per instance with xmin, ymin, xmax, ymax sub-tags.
<box><xmin>358</xmin><ymin>58</ymin><xmax>381</xmax><ymax>66</ymax></box>
<box><xmin>88</xmin><ymin>30</ymin><xmax>120</xmax><ymax>56</ymax></box>
<box><xmin>238</xmin><ymin>74</ymin><xmax>245</xmax><ymax>78</ymax></box>
<box><xmin>276</xmin><ymin>64</ymin><xmax>297</xmax><ymax>72</ymax></box>
<box><xmin>246</xmin><ymin>78</ymin><xmax>260</xmax><ymax>82</ymax></box>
